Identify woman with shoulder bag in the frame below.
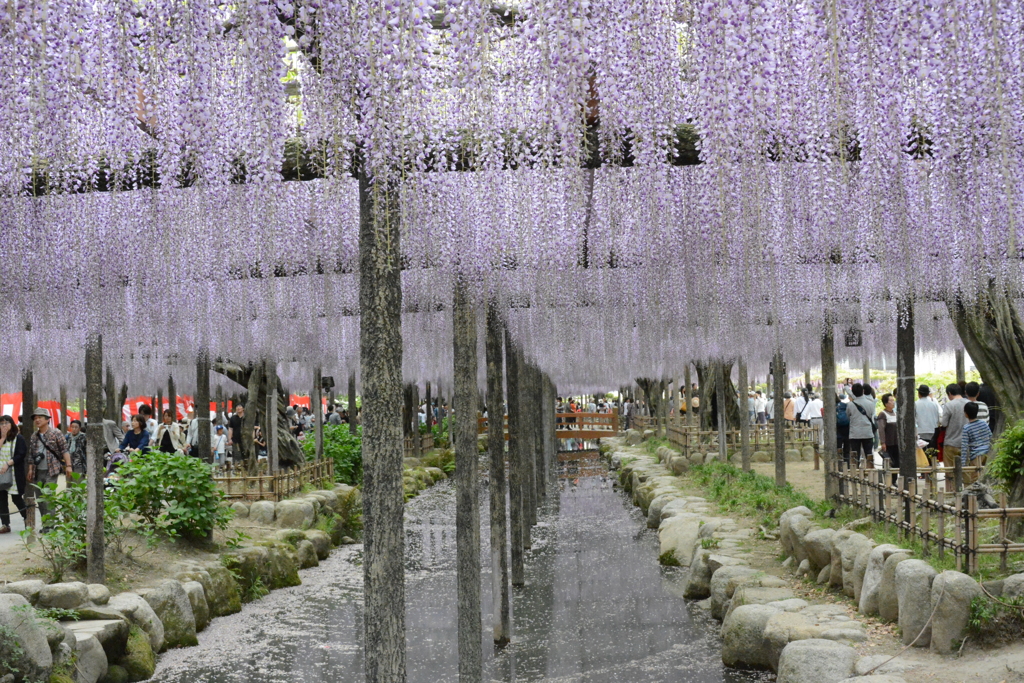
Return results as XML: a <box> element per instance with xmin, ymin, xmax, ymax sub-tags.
<box><xmin>0</xmin><ymin>415</ymin><xmax>28</xmax><ymax>533</ymax></box>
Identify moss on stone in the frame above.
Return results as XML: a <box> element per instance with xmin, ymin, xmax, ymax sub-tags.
<box><xmin>658</xmin><ymin>550</ymin><xmax>681</xmax><ymax>567</ymax></box>
<box><xmin>100</xmin><ymin>664</ymin><xmax>130</xmax><ymax>683</ymax></box>
<box><xmin>49</xmin><ymin>675</ymin><xmax>75</xmax><ymax>683</ymax></box>
<box><xmin>117</xmin><ymin>625</ymin><xmax>156</xmax><ymax>682</ymax></box>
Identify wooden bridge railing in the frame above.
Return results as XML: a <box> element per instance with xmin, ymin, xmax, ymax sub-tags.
<box><xmin>478</xmin><ymin>412</ymin><xmax>618</xmax><ymax>441</ymax></box>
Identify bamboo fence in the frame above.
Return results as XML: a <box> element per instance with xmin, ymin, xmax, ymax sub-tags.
<box><xmin>214</xmin><ymin>459</ymin><xmax>335</xmax><ymax>502</ymax></box>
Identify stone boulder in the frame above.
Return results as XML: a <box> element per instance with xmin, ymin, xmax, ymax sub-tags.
<box><xmin>839</xmin><ymin>533</ymin><xmax>874</xmax><ymax>598</ymax></box>
<box><xmin>800</xmin><ymin>446</ymin><xmax>816</xmax><ymax>462</ymax></box>
<box><xmin>230</xmin><ymin>502</ymin><xmax>250</xmax><ymax>519</ymax></box>
<box><xmin>115</xmin><ymin>625</ymin><xmax>155</xmax><ymax>681</ymax></box>
<box><xmin>1001</xmin><ymin>572</ymin><xmax>1024</xmax><ymax>601</ymax></box>
<box><xmin>642</xmin><ymin>429</ymin><xmax>655</xmax><ymax>441</ymax></box>
<box><xmin>647</xmin><ymin>494</ymin><xmax>682</xmax><ymax>528</ymax></box>
<box><xmin>37</xmin><ymin>581</ymin><xmax>90</xmax><ymax>610</ymax></box>
<box><xmin>296</xmin><ymin>540</ymin><xmax>320</xmax><ymax>568</ymax></box>
<box><xmin>73</xmin><ymin>632</ymin><xmax>109</xmax><ymax>683</ymax></box>
<box><xmin>276</xmin><ymin>500</ymin><xmax>316</xmax><ymax>529</ymax></box>
<box><xmin>248</xmin><ymin>500</ymin><xmax>276</xmax><ymax>525</ymax></box>
<box><xmin>776</xmin><ymin>639</ymin><xmax>857</xmax><ymax>683</ymax></box>
<box><xmin>140</xmin><ymin>580</ymin><xmax>197</xmax><ymax>650</ymax></box>
<box><xmin>310</xmin><ymin>489</ymin><xmax>339</xmax><ymax>511</ymax></box>
<box><xmin>838</xmin><ymin>677</ymin><xmax>908</xmax><ymax>683</ymax></box>
<box><xmin>66</xmin><ymin>619</ymin><xmax>129</xmax><ymax>663</ymax></box>
<box><xmin>658</xmin><ymin>515</ymin><xmax>701</xmax><ymax>566</ymax></box>
<box><xmin>752</xmin><ymin>450</ymin><xmax>771</xmax><ymax>463</ymax></box>
<box><xmin>205</xmin><ymin>565</ymin><xmax>242</xmax><ymax>618</ymax></box>
<box><xmin>878</xmin><ymin>552</ymin><xmax>911</xmax><ymax>623</ymax></box>
<box><xmin>895</xmin><ymin>559</ymin><xmax>936</xmax><ymax>647</ymax></box>
<box><xmin>725</xmin><ymin>586</ymin><xmax>796</xmax><ymax>622</ymax></box>
<box><xmin>721</xmin><ymin>604</ymin><xmax>780</xmax><ymax>670</ymax></box>
<box><xmin>802</xmin><ymin>528</ymin><xmax>836</xmax><ymax>573</ymax></box>
<box><xmin>0</xmin><ymin>579</ymin><xmax>46</xmax><ymax>605</ymax></box>
<box><xmin>828</xmin><ymin>530</ymin><xmax>854</xmax><ymax>587</ymax></box>
<box><xmin>710</xmin><ymin>566</ymin><xmax>760</xmax><ymax>620</ymax></box>
<box><xmin>182</xmin><ymin>581</ymin><xmax>210</xmax><ymax>633</ymax></box>
<box><xmin>106</xmin><ymin>593</ymin><xmax>164</xmax><ymax>653</ymax></box>
<box><xmin>303</xmin><ymin>529</ymin><xmax>333</xmax><ymax>560</ymax></box>
<box><xmin>0</xmin><ymin>593</ymin><xmax>53</xmax><ymax>682</ymax></box>
<box><xmin>930</xmin><ymin>571</ymin><xmax>982</xmax><ymax>654</ymax></box>
<box><xmin>87</xmin><ymin>584</ymin><xmax>111</xmax><ymax>606</ymax></box>
<box><xmin>625</xmin><ymin>429</ymin><xmax>642</xmax><ymax>446</ymax></box>
<box><xmin>779</xmin><ymin>507</ymin><xmax>815</xmax><ymax>556</ymax></box>
<box><xmin>763</xmin><ymin>612</ymin><xmax>823</xmax><ymax>671</ymax></box>
<box><xmin>859</xmin><ymin>544</ymin><xmax>904</xmax><ymax>616</ymax></box>
<box><xmin>785</xmin><ymin>449</ymin><xmax>801</xmax><ymax>462</ymax></box>
<box><xmin>76</xmin><ymin>605</ymin><xmax>129</xmax><ymax>622</ymax></box>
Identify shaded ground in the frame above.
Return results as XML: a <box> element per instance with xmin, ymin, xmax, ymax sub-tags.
<box><xmin>751</xmin><ymin>460</ymin><xmax>826</xmax><ymax>501</ymax></box>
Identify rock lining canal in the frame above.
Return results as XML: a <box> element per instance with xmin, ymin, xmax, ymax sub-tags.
<box><xmin>152</xmin><ymin>454</ymin><xmax>770</xmax><ymax>682</ymax></box>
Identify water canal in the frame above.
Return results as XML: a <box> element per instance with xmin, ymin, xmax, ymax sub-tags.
<box><xmin>153</xmin><ymin>453</ymin><xmax>771</xmax><ymax>682</ymax></box>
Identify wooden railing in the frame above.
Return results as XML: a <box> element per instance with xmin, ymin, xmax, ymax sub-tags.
<box><xmin>478</xmin><ymin>412</ymin><xmax>617</xmax><ymax>441</ymax></box>
<box><xmin>830</xmin><ymin>459</ymin><xmax>1023</xmax><ymax>575</ymax></box>
<box><xmin>404</xmin><ymin>433</ymin><xmax>433</xmax><ymax>456</ymax></box>
<box><xmin>214</xmin><ymin>459</ymin><xmax>334</xmax><ymax>502</ymax></box>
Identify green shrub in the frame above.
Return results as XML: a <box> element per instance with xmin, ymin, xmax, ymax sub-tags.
<box><xmin>303</xmin><ymin>424</ymin><xmax>362</xmax><ymax>485</ymax></box>
<box><xmin>988</xmin><ymin>419</ymin><xmax>1024</xmax><ymax>490</ymax></box>
<box><xmin>114</xmin><ymin>451</ymin><xmax>232</xmax><ymax>540</ymax></box>
<box><xmin>20</xmin><ymin>481</ymin><xmax>88</xmax><ymax>581</ymax></box>
<box><xmin>422</xmin><ymin>448</ymin><xmax>455</xmax><ymax>473</ymax></box>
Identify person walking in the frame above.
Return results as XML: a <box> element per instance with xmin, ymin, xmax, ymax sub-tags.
<box><xmin>228</xmin><ymin>404</ymin><xmax>245</xmax><ymax>468</ymax></box>
<box><xmin>803</xmin><ymin>392</ymin><xmax>824</xmax><ymax>447</ymax></box>
<box><xmin>65</xmin><ymin>419</ymin><xmax>87</xmax><ymax>476</ymax></box>
<box><xmin>783</xmin><ymin>392</ymin><xmax>796</xmax><ymax>425</ymax></box>
<box><xmin>961</xmin><ymin>402</ymin><xmax>992</xmax><ymax>485</ymax></box>
<box><xmin>0</xmin><ymin>415</ymin><xmax>28</xmax><ymax>534</ymax></box>
<box><xmin>754</xmin><ymin>391</ymin><xmax>767</xmax><ymax>426</ymax></box>
<box><xmin>940</xmin><ymin>383</ymin><xmax>969</xmax><ymax>471</ymax></box>
<box><xmin>152</xmin><ymin>409</ymin><xmax>186</xmax><ymax>454</ymax></box>
<box><xmin>846</xmin><ymin>383</ymin><xmax>876</xmax><ymax>467</ymax></box>
<box><xmin>915</xmin><ymin>385</ymin><xmax>940</xmax><ymax>450</ymax></box>
<box><xmin>876</xmin><ymin>393</ymin><xmax>900</xmax><ymax>478</ymax></box>
<box><xmin>25</xmin><ymin>408</ymin><xmax>72</xmax><ymax>532</ymax></box>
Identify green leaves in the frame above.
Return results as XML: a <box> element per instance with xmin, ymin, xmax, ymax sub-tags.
<box><xmin>988</xmin><ymin>419</ymin><xmax>1024</xmax><ymax>489</ymax></box>
<box><xmin>301</xmin><ymin>424</ymin><xmax>363</xmax><ymax>485</ymax></box>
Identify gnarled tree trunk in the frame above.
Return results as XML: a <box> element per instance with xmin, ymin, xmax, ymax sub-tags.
<box><xmin>694</xmin><ymin>361</ymin><xmax>741</xmax><ymax>432</ymax></box>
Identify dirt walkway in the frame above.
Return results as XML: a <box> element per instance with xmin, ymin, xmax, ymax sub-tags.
<box><xmin>751</xmin><ymin>460</ymin><xmax>826</xmax><ymax>501</ymax></box>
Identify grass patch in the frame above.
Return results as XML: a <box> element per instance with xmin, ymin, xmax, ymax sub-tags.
<box><xmin>688</xmin><ymin>460</ymin><xmax>837</xmax><ymax>529</ymax></box>
<box><xmin>658</xmin><ymin>550</ymin><xmax>681</xmax><ymax>567</ymax></box>
<box><xmin>968</xmin><ymin>594</ymin><xmax>1024</xmax><ymax>645</ymax></box>
<box><xmin>643</xmin><ymin>437</ymin><xmax>674</xmax><ymax>456</ymax></box>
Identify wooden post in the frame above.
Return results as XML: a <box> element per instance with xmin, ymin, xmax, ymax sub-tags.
<box><xmin>85</xmin><ymin>333</ymin><xmax>105</xmax><ymax>584</ymax></box>
<box><xmin>822</xmin><ymin>323</ymin><xmax>839</xmax><ymax>500</ymax></box>
<box><xmin>314</xmin><ymin>367</ymin><xmax>324</xmax><ymax>462</ymax></box>
<box><xmin>955</xmin><ymin>348</ymin><xmax>966</xmax><ymax>385</ymax></box>
<box><xmin>938</xmin><ymin>487</ymin><xmax>946</xmax><ymax>560</ymax></box>
<box><xmin>452</xmin><ymin>278</ymin><xmax>482</xmax><ymax>679</ymax></box>
<box><xmin>59</xmin><ymin>385</ymin><xmax>68</xmax><ymax>432</ymax></box>
<box><xmin>897</xmin><ymin>299</ymin><xmax>917</xmax><ymax>507</ymax></box>
<box><xmin>738</xmin><ymin>358</ymin><xmax>750</xmax><ymax>471</ymax></box>
<box><xmin>717</xmin><ymin>362</ymin><xmax>728</xmax><ymax>462</ymax></box>
<box><xmin>168</xmin><ymin>374</ymin><xmax>177</xmax><ymax>421</ymax></box>
<box><xmin>773</xmin><ymin>349</ymin><xmax>786</xmax><ymax>486</ymax></box>
<box><xmin>197</xmin><ymin>351</ymin><xmax>212</xmax><ymax>464</ymax></box>
<box><xmin>485</xmin><ymin>299</ymin><xmax>510</xmax><ymax>644</ymax></box>
<box><xmin>967</xmin><ymin>494</ymin><xmax>978</xmax><ymax>574</ymax></box>
<box><xmin>505</xmin><ymin>327</ymin><xmax>526</xmax><ymax>586</ymax></box>
<box><xmin>358</xmin><ymin>171</ymin><xmax>406</xmax><ymax>682</ymax></box>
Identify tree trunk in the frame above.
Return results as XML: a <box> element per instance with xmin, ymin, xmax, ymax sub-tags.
<box><xmin>485</xmin><ymin>299</ymin><xmax>510</xmax><ymax>644</ymax></box>
<box><xmin>684</xmin><ymin>364</ymin><xmax>692</xmax><ymax>427</ymax></box>
<box><xmin>117</xmin><ymin>383</ymin><xmax>128</xmax><ymax>422</ymax></box>
<box><xmin>59</xmin><ymin>385</ymin><xmax>68</xmax><ymax>432</ymax></box>
<box><xmin>955</xmin><ymin>348</ymin><xmax>966</xmax><ymax>385</ymax></box>
<box><xmin>896</xmin><ymin>300</ymin><xmax>917</xmax><ymax>492</ymax></box>
<box><xmin>20</xmin><ymin>370</ymin><xmax>33</xmax><ymax>429</ymax></box>
<box><xmin>242</xmin><ymin>363</ymin><xmax>263</xmax><ymax>473</ymax></box>
<box><xmin>106</xmin><ymin>367</ymin><xmax>116</xmax><ymax>422</ymax></box>
<box><xmin>358</xmin><ymin>171</ymin><xmax>406</xmax><ymax>683</ymax></box>
<box><xmin>314</xmin><ymin>367</ymin><xmax>324</xmax><ymax>462</ymax></box>
<box><xmin>821</xmin><ymin>325</ymin><xmax>839</xmax><ymax>500</ymax></box>
<box><xmin>85</xmin><ymin>334</ymin><xmax>105</xmax><ymax>584</ymax></box>
<box><xmin>773</xmin><ymin>350</ymin><xmax>786</xmax><ymax>486</ymax></box>
<box><xmin>168</xmin><ymin>375</ymin><xmax>177</xmax><ymax>421</ymax></box>
<box><xmin>521</xmin><ymin>363</ymin><xmax>536</xmax><ymax>528</ymax></box>
<box><xmin>716</xmin><ymin>362</ymin><xmax>729</xmax><ymax>461</ymax></box>
<box><xmin>862</xmin><ymin>359</ymin><xmax>870</xmax><ymax>386</ymax></box>
<box><xmin>505</xmin><ymin>327</ymin><xmax>525</xmax><ymax>586</ymax></box>
<box><xmin>738</xmin><ymin>359</ymin><xmax>750</xmax><ymax>471</ymax></box>
<box><xmin>425</xmin><ymin>381</ymin><xmax>433</xmax><ymax>430</ymax></box>
<box><xmin>694</xmin><ymin>361</ymin><xmax>741</xmax><ymax>432</ymax></box>
<box><xmin>349</xmin><ymin>370</ymin><xmax>358</xmax><ymax>436</ymax></box>
<box><xmin>197</xmin><ymin>351</ymin><xmax>212</xmax><ymax>464</ymax></box>
<box><xmin>412</xmin><ymin>383</ymin><xmax>422</xmax><ymax>461</ymax></box>
<box><xmin>452</xmin><ymin>279</ymin><xmax>482</xmax><ymax>680</ymax></box>
<box><xmin>266</xmin><ymin>360</ymin><xmax>279</xmax><ymax>473</ymax></box>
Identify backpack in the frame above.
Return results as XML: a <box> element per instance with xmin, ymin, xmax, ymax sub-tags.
<box><xmin>836</xmin><ymin>402</ymin><xmax>850</xmax><ymax>427</ymax></box>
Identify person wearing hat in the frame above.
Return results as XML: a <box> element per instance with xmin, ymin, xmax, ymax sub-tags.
<box><xmin>212</xmin><ymin>424</ymin><xmax>228</xmax><ymax>465</ymax></box>
<box><xmin>915</xmin><ymin>384</ymin><xmax>940</xmax><ymax>450</ymax></box>
<box><xmin>24</xmin><ymin>407</ymin><xmax>71</xmax><ymax>532</ymax></box>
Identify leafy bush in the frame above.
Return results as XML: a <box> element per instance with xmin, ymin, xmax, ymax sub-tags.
<box><xmin>988</xmin><ymin>419</ymin><xmax>1024</xmax><ymax>490</ymax></box>
<box><xmin>422</xmin><ymin>448</ymin><xmax>455</xmax><ymax>473</ymax></box>
<box><xmin>115</xmin><ymin>451</ymin><xmax>232</xmax><ymax>540</ymax></box>
<box><xmin>432</xmin><ymin>417</ymin><xmax>451</xmax><ymax>448</ymax></box>
<box><xmin>20</xmin><ymin>481</ymin><xmax>87</xmax><ymax>582</ymax></box>
<box><xmin>302</xmin><ymin>424</ymin><xmax>363</xmax><ymax>485</ymax></box>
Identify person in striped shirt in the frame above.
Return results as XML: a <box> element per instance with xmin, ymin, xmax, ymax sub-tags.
<box><xmin>965</xmin><ymin>382</ymin><xmax>989</xmax><ymax>422</ymax></box>
<box><xmin>961</xmin><ymin>401</ymin><xmax>992</xmax><ymax>485</ymax></box>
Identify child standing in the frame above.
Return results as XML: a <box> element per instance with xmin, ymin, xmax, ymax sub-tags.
<box><xmin>961</xmin><ymin>401</ymin><xmax>992</xmax><ymax>486</ymax></box>
<box><xmin>212</xmin><ymin>424</ymin><xmax>228</xmax><ymax>468</ymax></box>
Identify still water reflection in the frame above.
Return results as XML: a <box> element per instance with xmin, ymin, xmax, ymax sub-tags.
<box><xmin>153</xmin><ymin>456</ymin><xmax>771</xmax><ymax>682</ymax></box>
